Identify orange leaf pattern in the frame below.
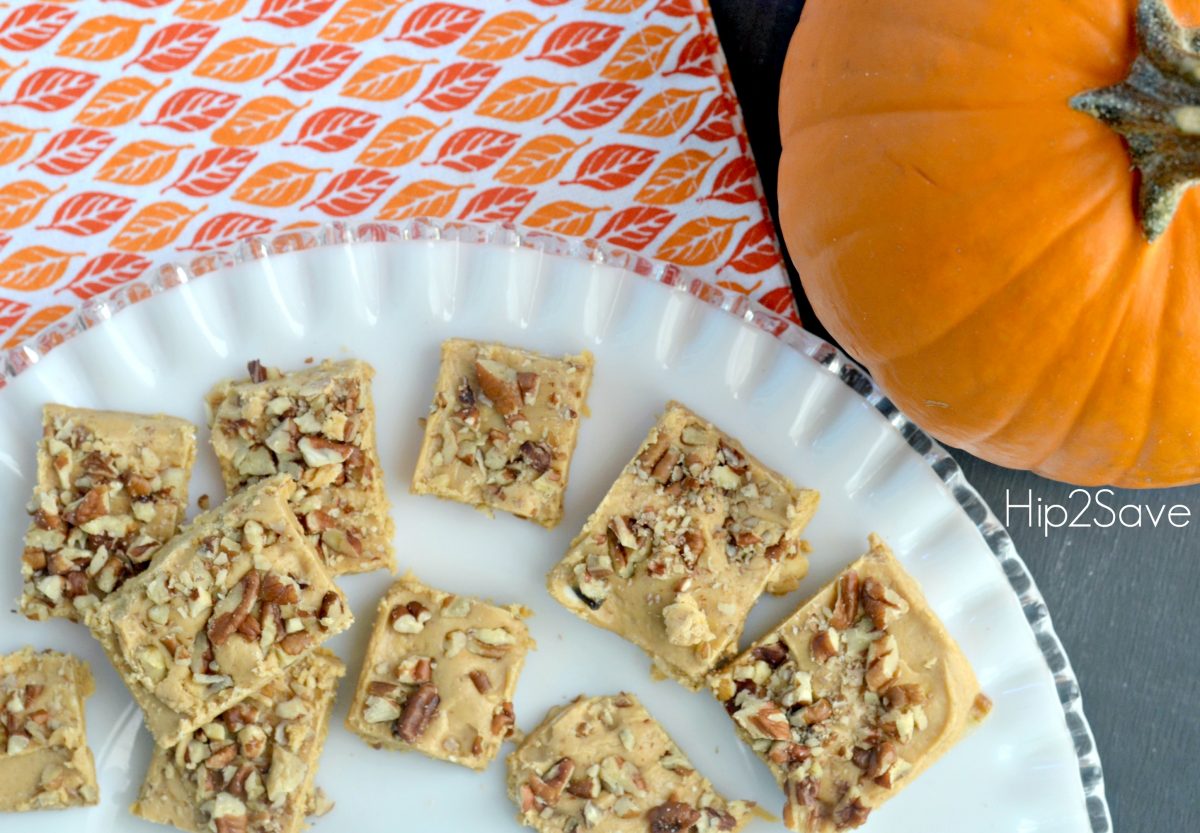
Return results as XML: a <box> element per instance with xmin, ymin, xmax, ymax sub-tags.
<box><xmin>476</xmin><ymin>77</ymin><xmax>571</xmax><ymax>122</ymax></box>
<box><xmin>340</xmin><ymin>56</ymin><xmax>434</xmax><ymax>101</ymax></box>
<box><xmin>523</xmin><ymin>200</ymin><xmax>607</xmax><ymax>236</ymax></box>
<box><xmin>0</xmin><ymin>0</ymin><xmax>792</xmax><ymax>356</ymax></box>
<box><xmin>56</xmin><ymin>16</ymin><xmax>152</xmax><ymax>62</ymax></box>
<box><xmin>319</xmin><ymin>0</ymin><xmax>406</xmax><ymax>44</ymax></box>
<box><xmin>110</xmin><ymin>201</ymin><xmax>204</xmax><ymax>252</ymax></box>
<box><xmin>495</xmin><ymin>135</ymin><xmax>588</xmax><ymax>185</ymax></box>
<box><xmin>96</xmin><ymin>140</ymin><xmax>189</xmax><ymax>185</ymax></box>
<box><xmin>655</xmin><ymin>214</ymin><xmax>745</xmax><ymax>266</ymax></box>
<box><xmin>233</xmin><ymin>162</ymin><xmax>328</xmax><ymax>207</ymax></box>
<box><xmin>194</xmin><ymin>38</ymin><xmax>291</xmax><ymax>83</ymax></box>
<box><xmin>74</xmin><ymin>77</ymin><xmax>169</xmax><ymax>127</ymax></box>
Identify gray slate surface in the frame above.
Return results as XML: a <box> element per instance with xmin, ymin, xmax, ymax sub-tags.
<box><xmin>707</xmin><ymin>2</ymin><xmax>1200</xmax><ymax>831</ymax></box>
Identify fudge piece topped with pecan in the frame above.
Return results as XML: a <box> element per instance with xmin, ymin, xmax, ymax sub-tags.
<box><xmin>345</xmin><ymin>574</ymin><xmax>534</xmax><ymax>770</ymax></box>
<box><xmin>547</xmin><ymin>402</ymin><xmax>819</xmax><ymax>689</ymax></box>
<box><xmin>0</xmin><ymin>648</ymin><xmax>99</xmax><ymax>812</ymax></box>
<box><xmin>132</xmin><ymin>650</ymin><xmax>344</xmax><ymax>833</ymax></box>
<box><xmin>710</xmin><ymin>535</ymin><xmax>990</xmax><ymax>832</ymax></box>
<box><xmin>506</xmin><ymin>693</ymin><xmax>753</xmax><ymax>833</ymax></box>
<box><xmin>206</xmin><ymin>358</ymin><xmax>394</xmax><ymax>575</ymax></box>
<box><xmin>89</xmin><ymin>475</ymin><xmax>353</xmax><ymax>749</ymax></box>
<box><xmin>412</xmin><ymin>339</ymin><xmax>594</xmax><ymax>529</ymax></box>
<box><xmin>20</xmin><ymin>404</ymin><xmax>196</xmax><ymax>623</ymax></box>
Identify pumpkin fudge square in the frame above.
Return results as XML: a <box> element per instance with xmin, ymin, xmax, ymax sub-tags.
<box><xmin>345</xmin><ymin>574</ymin><xmax>534</xmax><ymax>770</ymax></box>
<box><xmin>710</xmin><ymin>535</ymin><xmax>990</xmax><ymax>832</ymax></box>
<box><xmin>89</xmin><ymin>475</ymin><xmax>353</xmax><ymax>749</ymax></box>
<box><xmin>507</xmin><ymin>693</ymin><xmax>753</xmax><ymax>833</ymax></box>
<box><xmin>547</xmin><ymin>402</ymin><xmax>819</xmax><ymax>689</ymax></box>
<box><xmin>0</xmin><ymin>648</ymin><xmax>98</xmax><ymax>812</ymax></box>
<box><xmin>206</xmin><ymin>358</ymin><xmax>394</xmax><ymax>575</ymax></box>
<box><xmin>20</xmin><ymin>404</ymin><xmax>196</xmax><ymax>623</ymax></box>
<box><xmin>132</xmin><ymin>650</ymin><xmax>344</xmax><ymax>833</ymax></box>
<box><xmin>412</xmin><ymin>339</ymin><xmax>593</xmax><ymax>528</ymax></box>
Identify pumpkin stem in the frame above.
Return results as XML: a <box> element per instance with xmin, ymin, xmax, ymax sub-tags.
<box><xmin>1072</xmin><ymin>0</ymin><xmax>1200</xmax><ymax>241</ymax></box>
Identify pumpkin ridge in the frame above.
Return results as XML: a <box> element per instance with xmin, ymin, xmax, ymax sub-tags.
<box><xmin>1032</xmin><ymin>242</ymin><xmax>1170</xmax><ymax>481</ymax></box>
<box><xmin>869</xmin><ymin>178</ymin><xmax>1128</xmax><ymax>368</ymax></box>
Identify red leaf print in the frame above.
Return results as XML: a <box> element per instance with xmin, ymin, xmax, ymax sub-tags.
<box><xmin>666</xmin><ymin>32</ymin><xmax>716</xmax><ymax>77</ymax></box>
<box><xmin>530</xmin><ymin>0</ymin><xmax>570</xmax><ymax>5</ymax></box>
<box><xmin>719</xmin><ymin>220</ymin><xmax>779</xmax><ymax>274</ymax></box>
<box><xmin>163</xmin><ymin>147</ymin><xmax>256</xmax><ymax>197</ymax></box>
<box><xmin>757</xmin><ymin>286</ymin><xmax>799</xmax><ymax>324</ymax></box>
<box><xmin>21</xmin><ymin>128</ymin><xmax>114</xmax><ymax>176</ymax></box>
<box><xmin>245</xmin><ymin>0</ymin><xmax>336</xmax><ymax>27</ymax></box>
<box><xmin>596</xmin><ymin>206</ymin><xmax>674</xmax><ymax>250</ymax></box>
<box><xmin>704</xmin><ymin>157</ymin><xmax>757</xmax><ymax>204</ymax></box>
<box><xmin>562</xmin><ymin>144</ymin><xmax>656</xmax><ymax>190</ymax></box>
<box><xmin>56</xmin><ymin>251</ymin><xmax>152</xmax><ymax>300</ymax></box>
<box><xmin>0</xmin><ymin>297</ymin><xmax>29</xmax><ymax>334</ymax></box>
<box><xmin>123</xmin><ymin>22</ymin><xmax>218</xmax><ymax>72</ymax></box>
<box><xmin>143</xmin><ymin>87</ymin><xmax>241</xmax><ymax>132</ymax></box>
<box><xmin>284</xmin><ymin>106</ymin><xmax>378</xmax><ymax>152</ymax></box>
<box><xmin>647</xmin><ymin>0</ymin><xmax>694</xmax><ymax>17</ymax></box>
<box><xmin>411</xmin><ymin>61</ymin><xmax>499</xmax><ymax>112</ymax></box>
<box><xmin>108</xmin><ymin>0</ymin><xmax>175</xmax><ymax>6</ymax></box>
<box><xmin>266</xmin><ymin>43</ymin><xmax>360</xmax><ymax>92</ymax></box>
<box><xmin>545</xmin><ymin>82</ymin><xmax>637</xmax><ymax>129</ymax></box>
<box><xmin>301</xmin><ymin>168</ymin><xmax>396</xmax><ymax>216</ymax></box>
<box><xmin>0</xmin><ymin>4</ymin><xmax>76</xmax><ymax>52</ymax></box>
<box><xmin>687</xmin><ymin>93</ymin><xmax>735</xmax><ymax>142</ymax></box>
<box><xmin>2</xmin><ymin>68</ymin><xmax>98</xmax><ymax>112</ymax></box>
<box><xmin>37</xmin><ymin>192</ymin><xmax>135</xmax><ymax>236</ymax></box>
<box><xmin>427</xmin><ymin>127</ymin><xmax>518</xmax><ymax>173</ymax></box>
<box><xmin>179</xmin><ymin>212</ymin><xmax>275</xmax><ymax>251</ymax></box>
<box><xmin>457</xmin><ymin>186</ymin><xmax>534</xmax><ymax>224</ymax></box>
<box><xmin>389</xmin><ymin>3</ymin><xmax>483</xmax><ymax>48</ymax></box>
<box><xmin>528</xmin><ymin>21</ymin><xmax>621</xmax><ymax>67</ymax></box>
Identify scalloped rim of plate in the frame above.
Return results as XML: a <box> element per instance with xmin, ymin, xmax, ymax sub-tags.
<box><xmin>0</xmin><ymin>218</ymin><xmax>1111</xmax><ymax>833</ymax></box>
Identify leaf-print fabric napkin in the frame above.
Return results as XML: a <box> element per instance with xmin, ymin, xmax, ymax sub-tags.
<box><xmin>0</xmin><ymin>0</ymin><xmax>797</xmax><ymax>359</ymax></box>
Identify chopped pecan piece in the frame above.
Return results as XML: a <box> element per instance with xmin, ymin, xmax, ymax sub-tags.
<box><xmin>394</xmin><ymin>683</ymin><xmax>439</xmax><ymax>743</ymax></box>
<box><xmin>519</xmin><ymin>440</ymin><xmax>552</xmax><ymax>474</ymax></box>
<box><xmin>811</xmin><ymin>629</ymin><xmax>840</xmax><ymax>663</ymax></box>
<box><xmin>468</xmin><ymin>669</ymin><xmax>492</xmax><ymax>694</ymax></box>
<box><xmin>830</xmin><ymin>570</ymin><xmax>860</xmax><ymax>630</ymax></box>
<box><xmin>491</xmin><ymin>701</ymin><xmax>515</xmax><ymax>737</ymax></box>
<box><xmin>208</xmin><ymin>570</ymin><xmax>261</xmax><ymax>647</ymax></box>
<box><xmin>751</xmin><ymin>641</ymin><xmax>789</xmax><ymax>668</ymax></box>
<box><xmin>247</xmin><ymin>359</ymin><xmax>267</xmax><ymax>383</ymax></box>
<box><xmin>474</xmin><ymin>359</ymin><xmax>521</xmax><ymax>416</ymax></box>
<box><xmin>647</xmin><ymin>800</ymin><xmax>702</xmax><ymax>833</ymax></box>
<box><xmin>277</xmin><ymin>631</ymin><xmax>313</xmax><ymax>656</ymax></box>
<box><xmin>833</xmin><ymin>799</ymin><xmax>870</xmax><ymax>829</ymax></box>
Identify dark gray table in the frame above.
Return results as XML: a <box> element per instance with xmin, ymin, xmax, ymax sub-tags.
<box><xmin>708</xmin><ymin>3</ymin><xmax>1199</xmax><ymax>831</ymax></box>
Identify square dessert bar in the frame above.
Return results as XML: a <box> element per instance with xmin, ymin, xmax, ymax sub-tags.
<box><xmin>206</xmin><ymin>358</ymin><xmax>394</xmax><ymax>575</ymax></box>
<box><xmin>345</xmin><ymin>574</ymin><xmax>534</xmax><ymax>770</ymax></box>
<box><xmin>89</xmin><ymin>475</ymin><xmax>354</xmax><ymax>749</ymax></box>
<box><xmin>506</xmin><ymin>693</ymin><xmax>753</xmax><ymax>833</ymax></box>
<box><xmin>710</xmin><ymin>535</ymin><xmax>990</xmax><ymax>832</ymax></box>
<box><xmin>0</xmin><ymin>648</ymin><xmax>99</xmax><ymax>811</ymax></box>
<box><xmin>132</xmin><ymin>650</ymin><xmax>344</xmax><ymax>833</ymax></box>
<box><xmin>547</xmin><ymin>402</ymin><xmax>819</xmax><ymax>689</ymax></box>
<box><xmin>20</xmin><ymin>404</ymin><xmax>196</xmax><ymax>623</ymax></box>
<box><xmin>411</xmin><ymin>339</ymin><xmax>594</xmax><ymax>528</ymax></box>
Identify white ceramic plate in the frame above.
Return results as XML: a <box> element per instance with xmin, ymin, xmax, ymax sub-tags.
<box><xmin>0</xmin><ymin>221</ymin><xmax>1108</xmax><ymax>833</ymax></box>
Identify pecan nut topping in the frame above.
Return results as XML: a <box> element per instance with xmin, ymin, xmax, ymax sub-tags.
<box><xmin>647</xmin><ymin>800</ymin><xmax>702</xmax><ymax>833</ymax></box>
<box><xmin>394</xmin><ymin>683</ymin><xmax>440</xmax><ymax>743</ymax></box>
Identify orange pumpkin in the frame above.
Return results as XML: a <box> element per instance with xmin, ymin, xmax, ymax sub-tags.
<box><xmin>778</xmin><ymin>0</ymin><xmax>1200</xmax><ymax>487</ymax></box>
